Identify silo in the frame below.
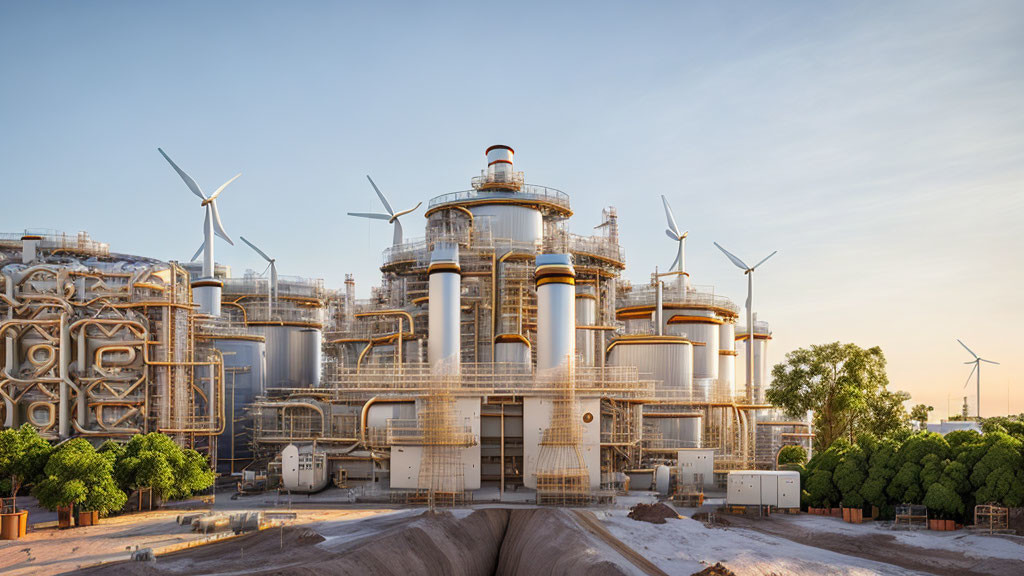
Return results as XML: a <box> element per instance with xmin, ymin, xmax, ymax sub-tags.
<box><xmin>260</xmin><ymin>326</ymin><xmax>322</xmax><ymax>388</ymax></box>
<box><xmin>718</xmin><ymin>320</ymin><xmax>736</xmax><ymax>399</ymax></box>
<box><xmin>535</xmin><ymin>254</ymin><xmax>575</xmax><ymax>373</ymax></box>
<box><xmin>428</xmin><ymin>244</ymin><xmax>461</xmax><ymax>373</ymax></box>
<box><xmin>736</xmin><ymin>321</ymin><xmax>771</xmax><ymax>403</ymax></box>
<box><xmin>606</xmin><ymin>336</ymin><xmax>693</xmax><ymax>395</ymax></box>
<box><xmin>213</xmin><ymin>336</ymin><xmax>266</xmax><ymax>474</ymax></box>
<box><xmin>575</xmin><ymin>286</ymin><xmax>597</xmax><ymax>366</ymax></box>
<box><xmin>666</xmin><ymin>311</ymin><xmax>720</xmax><ymax>381</ymax></box>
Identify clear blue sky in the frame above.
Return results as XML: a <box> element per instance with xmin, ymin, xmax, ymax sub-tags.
<box><xmin>2</xmin><ymin>1</ymin><xmax>1022</xmax><ymax>419</ymax></box>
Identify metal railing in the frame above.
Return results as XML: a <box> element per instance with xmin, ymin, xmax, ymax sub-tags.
<box><xmin>428</xmin><ymin>184</ymin><xmax>571</xmax><ymax>212</ymax></box>
<box><xmin>620</xmin><ymin>283</ymin><xmax>740</xmax><ymax>315</ymax></box>
<box><xmin>0</xmin><ymin>230</ymin><xmax>111</xmax><ymax>257</ymax></box>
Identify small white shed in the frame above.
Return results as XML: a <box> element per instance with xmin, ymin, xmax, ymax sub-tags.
<box><xmin>726</xmin><ymin>470</ymin><xmax>800</xmax><ymax>508</ymax></box>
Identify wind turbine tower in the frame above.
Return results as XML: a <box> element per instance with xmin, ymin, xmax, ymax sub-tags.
<box><xmin>348</xmin><ymin>175</ymin><xmax>422</xmax><ymax>246</ymax></box>
<box><xmin>957</xmin><ymin>339</ymin><xmax>999</xmax><ymax>419</ymax></box>
<box><xmin>714</xmin><ymin>242</ymin><xmax>777</xmax><ymax>402</ymax></box>
<box><xmin>240</xmin><ymin>236</ymin><xmax>277</xmax><ymax>320</ymax></box>
<box><xmin>158</xmin><ymin>148</ymin><xmax>239</xmax><ymax>316</ymax></box>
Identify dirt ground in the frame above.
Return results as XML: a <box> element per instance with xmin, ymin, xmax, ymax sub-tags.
<box><xmin>0</xmin><ymin>507</ymin><xmax>396</xmax><ymax>576</ymax></box>
<box><xmin>725</xmin><ymin>514</ymin><xmax>1024</xmax><ymax>576</ymax></box>
<box><xmin>71</xmin><ymin>508</ymin><xmax>647</xmax><ymax>576</ymax></box>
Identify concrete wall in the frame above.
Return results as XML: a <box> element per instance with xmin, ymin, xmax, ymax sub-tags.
<box><xmin>522</xmin><ymin>396</ymin><xmax>601</xmax><ymax>490</ymax></box>
<box><xmin>390</xmin><ymin>397</ymin><xmax>482</xmax><ymax>491</ymax></box>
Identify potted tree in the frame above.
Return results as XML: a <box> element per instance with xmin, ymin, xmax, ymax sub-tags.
<box><xmin>0</xmin><ymin>424</ymin><xmax>52</xmax><ymax>539</ymax></box>
<box><xmin>33</xmin><ymin>439</ymin><xmax>126</xmax><ymax>527</ymax></box>
<box><xmin>111</xmin><ymin>433</ymin><xmax>215</xmax><ymax>509</ymax></box>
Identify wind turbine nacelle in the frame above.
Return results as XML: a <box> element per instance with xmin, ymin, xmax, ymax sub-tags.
<box><xmin>192</xmin><ymin>279</ymin><xmax>223</xmax><ymax>317</ymax></box>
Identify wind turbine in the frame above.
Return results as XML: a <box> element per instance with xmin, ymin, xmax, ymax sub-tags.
<box><xmin>957</xmin><ymin>339</ymin><xmax>999</xmax><ymax>419</ymax></box>
<box><xmin>661</xmin><ymin>195</ymin><xmax>689</xmax><ymax>292</ymax></box>
<box><xmin>158</xmin><ymin>148</ymin><xmax>238</xmax><ymax>280</ymax></box>
<box><xmin>240</xmin><ymin>236</ymin><xmax>277</xmax><ymax>320</ymax></box>
<box><xmin>348</xmin><ymin>175</ymin><xmax>422</xmax><ymax>246</ymax></box>
<box><xmin>713</xmin><ymin>242</ymin><xmax>777</xmax><ymax>402</ymax></box>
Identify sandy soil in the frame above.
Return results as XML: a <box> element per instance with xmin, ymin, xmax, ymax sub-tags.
<box><xmin>726</xmin><ymin>514</ymin><xmax>1024</xmax><ymax>576</ymax></box>
<box><xmin>0</xmin><ymin>507</ymin><xmax>397</xmax><ymax>576</ymax></box>
<box><xmin>72</xmin><ymin>508</ymin><xmax>646</xmax><ymax>576</ymax></box>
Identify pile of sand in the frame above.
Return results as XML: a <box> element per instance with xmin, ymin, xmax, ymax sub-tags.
<box><xmin>627</xmin><ymin>503</ymin><xmax>680</xmax><ymax>525</ymax></box>
<box><xmin>74</xmin><ymin>508</ymin><xmax>638</xmax><ymax>576</ymax></box>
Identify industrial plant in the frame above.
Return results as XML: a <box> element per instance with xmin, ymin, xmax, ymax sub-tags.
<box><xmin>0</xmin><ymin>144</ymin><xmax>812</xmax><ymax>504</ymax></box>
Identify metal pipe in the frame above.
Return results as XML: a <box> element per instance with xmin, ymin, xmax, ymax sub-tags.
<box><xmin>58</xmin><ymin>313</ymin><xmax>69</xmax><ymax>438</ymax></box>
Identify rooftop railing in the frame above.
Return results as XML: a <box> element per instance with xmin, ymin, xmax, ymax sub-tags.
<box><xmin>428</xmin><ymin>184</ymin><xmax>571</xmax><ymax>213</ymax></box>
<box><xmin>620</xmin><ymin>283</ymin><xmax>740</xmax><ymax>315</ymax></box>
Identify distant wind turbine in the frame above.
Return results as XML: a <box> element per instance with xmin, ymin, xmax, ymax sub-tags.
<box><xmin>158</xmin><ymin>147</ymin><xmax>238</xmax><ymax>281</ymax></box>
<box><xmin>957</xmin><ymin>339</ymin><xmax>999</xmax><ymax>419</ymax></box>
<box><xmin>713</xmin><ymin>242</ymin><xmax>777</xmax><ymax>402</ymax></box>
<box><xmin>240</xmin><ymin>236</ymin><xmax>277</xmax><ymax>320</ymax></box>
<box><xmin>661</xmin><ymin>195</ymin><xmax>689</xmax><ymax>291</ymax></box>
<box><xmin>348</xmin><ymin>175</ymin><xmax>422</xmax><ymax>246</ymax></box>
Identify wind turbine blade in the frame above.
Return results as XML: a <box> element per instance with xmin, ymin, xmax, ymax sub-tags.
<box><xmin>980</xmin><ymin>359</ymin><xmax>1000</xmax><ymax>365</ymax></box>
<box><xmin>209</xmin><ymin>201</ymin><xmax>233</xmax><ymax>245</ymax></box>
<box><xmin>956</xmin><ymin>339</ymin><xmax>979</xmax><ymax>359</ymax></box>
<box><xmin>661</xmin><ymin>195</ymin><xmax>681</xmax><ymax>237</ymax></box>
<box><xmin>190</xmin><ymin>241</ymin><xmax>204</xmax><ymax>262</ymax></box>
<box><xmin>669</xmin><ymin>251</ymin><xmax>681</xmax><ymax>271</ymax></box>
<box><xmin>158</xmin><ymin>148</ymin><xmax>206</xmax><ymax>199</ymax></box>
<box><xmin>240</xmin><ymin>236</ymin><xmax>273</xmax><ymax>263</ymax></box>
<box><xmin>665</xmin><ymin>229</ymin><xmax>680</xmax><ymax>242</ymax></box>
<box><xmin>752</xmin><ymin>250</ymin><xmax>778</xmax><ymax>270</ymax></box>
<box><xmin>713</xmin><ymin>242</ymin><xmax>749</xmax><ymax>270</ymax></box>
<box><xmin>209</xmin><ymin>173</ymin><xmax>241</xmax><ymax>201</ymax></box>
<box><xmin>963</xmin><ymin>363</ymin><xmax>977</xmax><ymax>388</ymax></box>
<box><xmin>366</xmin><ymin>175</ymin><xmax>394</xmax><ymax>216</ymax></box>
<box><xmin>348</xmin><ymin>212</ymin><xmax>391</xmax><ymax>220</ymax></box>
<box><xmin>390</xmin><ymin>202</ymin><xmax>423</xmax><ymax>220</ymax></box>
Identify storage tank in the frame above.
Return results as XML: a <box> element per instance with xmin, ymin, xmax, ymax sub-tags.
<box><xmin>606</xmin><ymin>336</ymin><xmax>693</xmax><ymax>395</ymax></box>
<box><xmin>535</xmin><ymin>254</ymin><xmax>575</xmax><ymax>373</ymax></box>
<box><xmin>470</xmin><ymin>205</ymin><xmax>543</xmax><ymax>245</ymax></box>
<box><xmin>212</xmin><ymin>336</ymin><xmax>267</xmax><ymax>474</ymax></box>
<box><xmin>718</xmin><ymin>320</ymin><xmax>736</xmax><ymax>398</ymax></box>
<box><xmin>258</xmin><ymin>325</ymin><xmax>322</xmax><ymax>387</ymax></box>
<box><xmin>428</xmin><ymin>243</ymin><xmax>460</xmax><ymax>374</ymax></box>
<box><xmin>666</xmin><ymin>311</ymin><xmax>720</xmax><ymax>381</ymax></box>
<box><xmin>575</xmin><ymin>286</ymin><xmax>597</xmax><ymax>366</ymax></box>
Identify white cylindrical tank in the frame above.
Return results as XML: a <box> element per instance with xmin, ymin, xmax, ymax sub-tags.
<box><xmin>259</xmin><ymin>325</ymin><xmax>322</xmax><ymax>387</ymax></box>
<box><xmin>535</xmin><ymin>254</ymin><xmax>575</xmax><ymax>374</ymax></box>
<box><xmin>192</xmin><ymin>280</ymin><xmax>222</xmax><ymax>317</ymax></box>
<box><xmin>736</xmin><ymin>322</ymin><xmax>771</xmax><ymax>403</ymax></box>
<box><xmin>575</xmin><ymin>288</ymin><xmax>596</xmax><ymax>366</ymax></box>
<box><xmin>606</xmin><ymin>336</ymin><xmax>693</xmax><ymax>395</ymax></box>
<box><xmin>655</xmin><ymin>465</ymin><xmax>671</xmax><ymax>495</ymax></box>
<box><xmin>495</xmin><ymin>335</ymin><xmax>531</xmax><ymax>368</ymax></box>
<box><xmin>470</xmin><ymin>204</ymin><xmax>543</xmax><ymax>245</ymax></box>
<box><xmin>486</xmin><ymin>144</ymin><xmax>514</xmax><ymax>182</ymax></box>
<box><xmin>666</xmin><ymin>311</ymin><xmax>720</xmax><ymax>381</ymax></box>
<box><xmin>428</xmin><ymin>244</ymin><xmax>461</xmax><ymax>374</ymax></box>
<box><xmin>718</xmin><ymin>320</ymin><xmax>736</xmax><ymax>399</ymax></box>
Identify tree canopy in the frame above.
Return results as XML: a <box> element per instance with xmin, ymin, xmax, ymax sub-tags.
<box><xmin>767</xmin><ymin>342</ymin><xmax>909</xmax><ymax>450</ymax></box>
<box><xmin>112</xmin><ymin>433</ymin><xmax>215</xmax><ymax>500</ymax></box>
<box><xmin>33</xmin><ymin>438</ymin><xmax>126</xmax><ymax>514</ymax></box>
<box><xmin>910</xmin><ymin>404</ymin><xmax>934</xmax><ymax>427</ymax></box>
<box><xmin>0</xmin><ymin>423</ymin><xmax>52</xmax><ymax>508</ymax></box>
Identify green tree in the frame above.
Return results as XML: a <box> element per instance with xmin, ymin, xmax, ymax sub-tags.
<box><xmin>0</xmin><ymin>424</ymin><xmax>52</xmax><ymax>509</ymax></box>
<box><xmin>970</xmin><ymin>432</ymin><xmax>1024</xmax><ymax>507</ymax></box>
<box><xmin>114</xmin><ymin>433</ymin><xmax>214</xmax><ymax>500</ymax></box>
<box><xmin>909</xmin><ymin>404</ymin><xmax>934</xmax><ymax>427</ymax></box>
<box><xmin>33</xmin><ymin>438</ymin><xmax>126</xmax><ymax>514</ymax></box>
<box><xmin>833</xmin><ymin>444</ymin><xmax>868</xmax><ymax>508</ymax></box>
<box><xmin>767</xmin><ymin>342</ymin><xmax>909</xmax><ymax>450</ymax></box>
<box><xmin>777</xmin><ymin>445</ymin><xmax>807</xmax><ymax>467</ymax></box>
<box><xmin>860</xmin><ymin>437</ymin><xmax>899</xmax><ymax>515</ymax></box>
